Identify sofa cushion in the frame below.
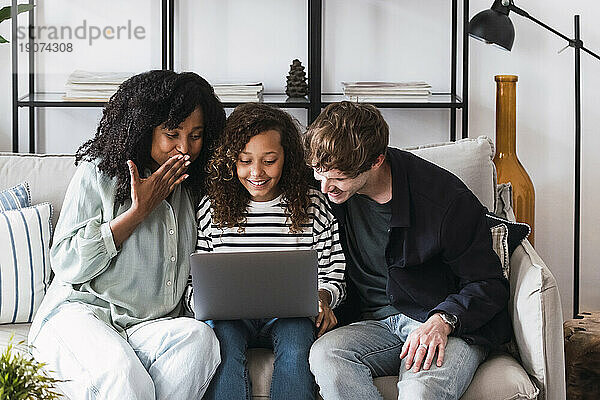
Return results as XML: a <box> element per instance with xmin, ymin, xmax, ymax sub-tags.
<box><xmin>460</xmin><ymin>353</ymin><xmax>539</xmax><ymax>400</ymax></box>
<box><xmin>0</xmin><ymin>323</ymin><xmax>31</xmax><ymax>349</ymax></box>
<box><xmin>248</xmin><ymin>348</ymin><xmax>274</xmax><ymax>399</ymax></box>
<box><xmin>0</xmin><ymin>153</ymin><xmax>76</xmax><ymax>230</ymax></box>
<box><xmin>495</xmin><ymin>182</ymin><xmax>514</xmax><ymax>219</ymax></box>
<box><xmin>404</xmin><ymin>136</ymin><xmax>496</xmax><ymax>212</ymax></box>
<box><xmin>0</xmin><ymin>203</ymin><xmax>53</xmax><ymax>324</ymax></box>
<box><xmin>0</xmin><ymin>182</ymin><xmax>31</xmax><ymax>211</ymax></box>
<box><xmin>246</xmin><ymin>349</ymin><xmax>537</xmax><ymax>400</ymax></box>
<box><xmin>508</xmin><ymin>241</ymin><xmax>564</xmax><ymax>400</ymax></box>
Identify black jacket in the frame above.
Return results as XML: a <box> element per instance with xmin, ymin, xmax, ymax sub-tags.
<box><xmin>332</xmin><ymin>147</ymin><xmax>511</xmax><ymax>348</ymax></box>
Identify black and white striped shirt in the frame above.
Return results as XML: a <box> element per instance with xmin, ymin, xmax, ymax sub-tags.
<box><xmin>194</xmin><ymin>189</ymin><xmax>346</xmax><ymax>308</ymax></box>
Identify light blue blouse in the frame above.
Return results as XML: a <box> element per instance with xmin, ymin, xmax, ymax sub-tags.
<box><xmin>29</xmin><ymin>161</ymin><xmax>197</xmax><ymax>341</ymax></box>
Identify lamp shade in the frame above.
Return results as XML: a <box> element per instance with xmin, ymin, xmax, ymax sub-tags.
<box><xmin>469</xmin><ymin>9</ymin><xmax>515</xmax><ymax>51</ymax></box>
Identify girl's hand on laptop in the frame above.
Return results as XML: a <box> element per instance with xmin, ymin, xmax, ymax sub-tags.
<box><xmin>316</xmin><ymin>289</ymin><xmax>338</xmax><ymax>337</ymax></box>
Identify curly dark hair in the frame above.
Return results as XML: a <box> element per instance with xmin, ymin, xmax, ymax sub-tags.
<box><xmin>75</xmin><ymin>70</ymin><xmax>226</xmax><ymax>205</ymax></box>
<box><xmin>208</xmin><ymin>103</ymin><xmax>312</xmax><ymax>233</ymax></box>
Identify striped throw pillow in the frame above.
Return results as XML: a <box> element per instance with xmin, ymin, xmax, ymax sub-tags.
<box><xmin>0</xmin><ymin>182</ymin><xmax>31</xmax><ymax>212</ymax></box>
<box><xmin>491</xmin><ymin>223</ymin><xmax>510</xmax><ymax>279</ymax></box>
<box><xmin>0</xmin><ymin>202</ymin><xmax>52</xmax><ymax>324</ymax></box>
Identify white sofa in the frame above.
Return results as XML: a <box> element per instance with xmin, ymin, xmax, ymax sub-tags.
<box><xmin>0</xmin><ymin>136</ymin><xmax>565</xmax><ymax>400</ymax></box>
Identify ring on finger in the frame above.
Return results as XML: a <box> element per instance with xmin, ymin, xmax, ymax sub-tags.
<box><xmin>418</xmin><ymin>343</ymin><xmax>428</xmax><ymax>351</ymax></box>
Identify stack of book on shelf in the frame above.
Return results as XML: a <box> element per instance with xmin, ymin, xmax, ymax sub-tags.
<box><xmin>213</xmin><ymin>82</ymin><xmax>264</xmax><ymax>103</ymax></box>
<box><xmin>342</xmin><ymin>81</ymin><xmax>432</xmax><ymax>102</ymax></box>
<box><xmin>64</xmin><ymin>70</ymin><xmax>133</xmax><ymax>101</ymax></box>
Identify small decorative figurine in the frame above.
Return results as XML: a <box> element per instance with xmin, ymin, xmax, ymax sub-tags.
<box><xmin>285</xmin><ymin>59</ymin><xmax>309</xmax><ymax>98</ymax></box>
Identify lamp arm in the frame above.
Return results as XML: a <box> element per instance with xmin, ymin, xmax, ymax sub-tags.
<box><xmin>506</xmin><ymin>0</ymin><xmax>600</xmax><ymax>62</ymax></box>
<box><xmin>507</xmin><ymin>2</ymin><xmax>572</xmax><ymax>43</ymax></box>
<box><xmin>581</xmin><ymin>44</ymin><xmax>600</xmax><ymax>62</ymax></box>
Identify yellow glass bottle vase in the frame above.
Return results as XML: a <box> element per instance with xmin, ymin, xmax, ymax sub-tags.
<box><xmin>493</xmin><ymin>75</ymin><xmax>535</xmax><ymax>245</ymax></box>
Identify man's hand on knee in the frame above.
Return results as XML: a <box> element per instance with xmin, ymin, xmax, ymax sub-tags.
<box><xmin>399</xmin><ymin>313</ymin><xmax>452</xmax><ymax>373</ymax></box>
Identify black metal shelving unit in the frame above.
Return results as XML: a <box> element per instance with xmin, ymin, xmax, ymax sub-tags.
<box><xmin>11</xmin><ymin>0</ymin><xmax>469</xmax><ymax>153</ymax></box>
<box><xmin>10</xmin><ymin>0</ymin><xmax>174</xmax><ymax>153</ymax></box>
<box><xmin>317</xmin><ymin>0</ymin><xmax>470</xmax><ymax>140</ymax></box>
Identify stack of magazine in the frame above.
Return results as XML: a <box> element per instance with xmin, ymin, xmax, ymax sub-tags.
<box><xmin>213</xmin><ymin>82</ymin><xmax>264</xmax><ymax>103</ymax></box>
<box><xmin>64</xmin><ymin>70</ymin><xmax>133</xmax><ymax>101</ymax></box>
<box><xmin>342</xmin><ymin>81</ymin><xmax>431</xmax><ymax>102</ymax></box>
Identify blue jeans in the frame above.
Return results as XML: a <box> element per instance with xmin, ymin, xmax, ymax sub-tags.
<box><xmin>309</xmin><ymin>314</ymin><xmax>487</xmax><ymax>400</ymax></box>
<box><xmin>204</xmin><ymin>317</ymin><xmax>316</xmax><ymax>400</ymax></box>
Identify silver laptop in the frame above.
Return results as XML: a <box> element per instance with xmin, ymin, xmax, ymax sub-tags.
<box><xmin>190</xmin><ymin>249</ymin><xmax>319</xmax><ymax>320</ymax></box>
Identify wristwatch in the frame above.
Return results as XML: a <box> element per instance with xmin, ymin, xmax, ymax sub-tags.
<box><xmin>438</xmin><ymin>312</ymin><xmax>458</xmax><ymax>332</ymax></box>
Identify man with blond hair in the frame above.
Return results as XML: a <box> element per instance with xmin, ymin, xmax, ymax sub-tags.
<box><xmin>306</xmin><ymin>101</ymin><xmax>510</xmax><ymax>400</ymax></box>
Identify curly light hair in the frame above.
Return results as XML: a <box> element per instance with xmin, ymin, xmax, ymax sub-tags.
<box><xmin>207</xmin><ymin>103</ymin><xmax>311</xmax><ymax>232</ymax></box>
<box><xmin>75</xmin><ymin>70</ymin><xmax>226</xmax><ymax>205</ymax></box>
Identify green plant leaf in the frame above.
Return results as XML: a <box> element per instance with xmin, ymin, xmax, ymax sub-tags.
<box><xmin>0</xmin><ymin>4</ymin><xmax>36</xmax><ymax>24</ymax></box>
<box><xmin>0</xmin><ymin>335</ymin><xmax>63</xmax><ymax>399</ymax></box>
<box><xmin>0</xmin><ymin>34</ymin><xmax>7</xmax><ymax>43</ymax></box>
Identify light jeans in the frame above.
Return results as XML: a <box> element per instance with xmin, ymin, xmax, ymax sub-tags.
<box><xmin>30</xmin><ymin>302</ymin><xmax>220</xmax><ymax>400</ymax></box>
<box><xmin>309</xmin><ymin>313</ymin><xmax>487</xmax><ymax>400</ymax></box>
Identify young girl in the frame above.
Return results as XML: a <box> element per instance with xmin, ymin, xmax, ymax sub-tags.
<box><xmin>29</xmin><ymin>70</ymin><xmax>226</xmax><ymax>399</ymax></box>
<box><xmin>192</xmin><ymin>103</ymin><xmax>346</xmax><ymax>400</ymax></box>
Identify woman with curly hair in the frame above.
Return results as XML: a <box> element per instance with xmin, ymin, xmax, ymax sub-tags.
<box><xmin>28</xmin><ymin>70</ymin><xmax>226</xmax><ymax>399</ymax></box>
<box><xmin>189</xmin><ymin>103</ymin><xmax>346</xmax><ymax>400</ymax></box>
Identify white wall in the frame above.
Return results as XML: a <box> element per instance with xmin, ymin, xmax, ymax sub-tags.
<box><xmin>1</xmin><ymin>0</ymin><xmax>598</xmax><ymax>317</ymax></box>
<box><xmin>468</xmin><ymin>0</ymin><xmax>600</xmax><ymax>319</ymax></box>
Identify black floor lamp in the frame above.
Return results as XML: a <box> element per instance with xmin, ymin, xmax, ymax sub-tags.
<box><xmin>468</xmin><ymin>0</ymin><xmax>600</xmax><ymax>319</ymax></box>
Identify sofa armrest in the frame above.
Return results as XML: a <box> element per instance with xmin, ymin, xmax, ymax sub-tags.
<box><xmin>509</xmin><ymin>240</ymin><xmax>566</xmax><ymax>400</ymax></box>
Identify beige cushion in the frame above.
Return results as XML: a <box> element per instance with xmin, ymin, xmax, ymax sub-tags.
<box><xmin>404</xmin><ymin>136</ymin><xmax>496</xmax><ymax>212</ymax></box>
<box><xmin>493</xmin><ymin>182</ymin><xmax>566</xmax><ymax>399</ymax></box>
<box><xmin>246</xmin><ymin>349</ymin><xmax>538</xmax><ymax>400</ymax></box>
<box><xmin>460</xmin><ymin>353</ymin><xmax>539</xmax><ymax>400</ymax></box>
<box><xmin>0</xmin><ymin>323</ymin><xmax>31</xmax><ymax>348</ymax></box>
<box><xmin>508</xmin><ymin>241</ymin><xmax>565</xmax><ymax>400</ymax></box>
<box><xmin>248</xmin><ymin>348</ymin><xmax>274</xmax><ymax>399</ymax></box>
<box><xmin>495</xmin><ymin>182</ymin><xmax>515</xmax><ymax>219</ymax></box>
<box><xmin>0</xmin><ymin>153</ymin><xmax>76</xmax><ymax>230</ymax></box>
<box><xmin>2</xmin><ymin>328</ymin><xmax>539</xmax><ymax>400</ymax></box>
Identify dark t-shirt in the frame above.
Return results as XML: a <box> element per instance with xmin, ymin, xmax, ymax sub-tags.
<box><xmin>345</xmin><ymin>193</ymin><xmax>398</xmax><ymax>320</ymax></box>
